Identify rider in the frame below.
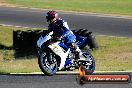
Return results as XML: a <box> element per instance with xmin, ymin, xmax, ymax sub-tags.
<box><xmin>45</xmin><ymin>10</ymin><xmax>84</xmax><ymax>69</ymax></box>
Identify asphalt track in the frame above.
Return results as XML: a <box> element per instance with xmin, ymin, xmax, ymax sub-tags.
<box><xmin>0</xmin><ymin>72</ymin><xmax>131</xmax><ymax>88</ymax></box>
<box><xmin>0</xmin><ymin>6</ymin><xmax>132</xmax><ymax>37</ymax></box>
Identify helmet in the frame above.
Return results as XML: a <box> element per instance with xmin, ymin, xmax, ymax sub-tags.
<box><xmin>46</xmin><ymin>10</ymin><xmax>58</xmax><ymax>22</ymax></box>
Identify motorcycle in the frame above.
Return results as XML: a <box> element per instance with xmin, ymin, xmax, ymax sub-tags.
<box><xmin>37</xmin><ymin>31</ymin><xmax>95</xmax><ymax>76</ymax></box>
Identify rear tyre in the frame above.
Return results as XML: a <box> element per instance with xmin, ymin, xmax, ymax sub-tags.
<box><xmin>81</xmin><ymin>52</ymin><xmax>95</xmax><ymax>74</ymax></box>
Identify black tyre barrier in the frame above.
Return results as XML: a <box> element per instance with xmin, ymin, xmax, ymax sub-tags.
<box><xmin>13</xmin><ymin>30</ymin><xmax>22</xmax><ymax>50</ymax></box>
<box><xmin>72</xmin><ymin>29</ymin><xmax>78</xmax><ymax>35</ymax></box>
<box><xmin>73</xmin><ymin>29</ymin><xmax>99</xmax><ymax>50</ymax></box>
<box><xmin>13</xmin><ymin>30</ymin><xmax>40</xmax><ymax>50</ymax></box>
<box><xmin>76</xmin><ymin>29</ymin><xmax>84</xmax><ymax>35</ymax></box>
<box><xmin>13</xmin><ymin>29</ymin><xmax>98</xmax><ymax>57</ymax></box>
<box><xmin>13</xmin><ymin>30</ymin><xmax>48</xmax><ymax>57</ymax></box>
<box><xmin>86</xmin><ymin>32</ymin><xmax>99</xmax><ymax>49</ymax></box>
<box><xmin>79</xmin><ymin>29</ymin><xmax>88</xmax><ymax>36</ymax></box>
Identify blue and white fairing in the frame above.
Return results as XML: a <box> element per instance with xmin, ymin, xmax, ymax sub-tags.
<box><xmin>37</xmin><ymin>31</ymin><xmax>72</xmax><ymax>70</ymax></box>
<box><xmin>37</xmin><ymin>31</ymin><xmax>89</xmax><ymax>70</ymax></box>
<box><xmin>37</xmin><ymin>31</ymin><xmax>53</xmax><ymax>48</ymax></box>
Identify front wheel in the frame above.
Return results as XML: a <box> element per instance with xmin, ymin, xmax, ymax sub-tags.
<box><xmin>38</xmin><ymin>49</ymin><xmax>58</xmax><ymax>76</ymax></box>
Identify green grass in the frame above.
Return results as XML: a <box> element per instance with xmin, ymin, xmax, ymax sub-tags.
<box><xmin>0</xmin><ymin>58</ymin><xmax>41</xmax><ymax>73</ymax></box>
<box><xmin>0</xmin><ymin>26</ymin><xmax>42</xmax><ymax>73</ymax></box>
<box><xmin>0</xmin><ymin>26</ymin><xmax>14</xmax><ymax>60</ymax></box>
<box><xmin>92</xmin><ymin>36</ymin><xmax>132</xmax><ymax>71</ymax></box>
<box><xmin>0</xmin><ymin>26</ymin><xmax>41</xmax><ymax>60</ymax></box>
<box><xmin>0</xmin><ymin>26</ymin><xmax>132</xmax><ymax>73</ymax></box>
<box><xmin>2</xmin><ymin>0</ymin><xmax>132</xmax><ymax>15</ymax></box>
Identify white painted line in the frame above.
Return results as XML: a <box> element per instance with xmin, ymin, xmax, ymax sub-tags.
<box><xmin>0</xmin><ymin>24</ymin><xmax>37</xmax><ymax>29</ymax></box>
<box><xmin>95</xmin><ymin>71</ymin><xmax>132</xmax><ymax>73</ymax></box>
<box><xmin>72</xmin><ymin>12</ymin><xmax>132</xmax><ymax>19</ymax></box>
<box><xmin>97</xmin><ymin>35</ymin><xmax>129</xmax><ymax>38</ymax></box>
<box><xmin>9</xmin><ymin>71</ymin><xmax>132</xmax><ymax>75</ymax></box>
<box><xmin>0</xmin><ymin>24</ymin><xmax>13</xmax><ymax>27</ymax></box>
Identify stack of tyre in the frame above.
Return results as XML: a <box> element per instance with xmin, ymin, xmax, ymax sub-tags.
<box><xmin>13</xmin><ymin>30</ymin><xmax>46</xmax><ymax>57</ymax></box>
<box><xmin>13</xmin><ymin>29</ymin><xmax>98</xmax><ymax>57</ymax></box>
<box><xmin>13</xmin><ymin>30</ymin><xmax>41</xmax><ymax>50</ymax></box>
<box><xmin>72</xmin><ymin>29</ymin><xmax>99</xmax><ymax>50</ymax></box>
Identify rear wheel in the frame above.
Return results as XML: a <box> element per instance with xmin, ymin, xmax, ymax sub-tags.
<box><xmin>81</xmin><ymin>52</ymin><xmax>95</xmax><ymax>74</ymax></box>
<box><xmin>38</xmin><ymin>50</ymin><xmax>58</xmax><ymax>76</ymax></box>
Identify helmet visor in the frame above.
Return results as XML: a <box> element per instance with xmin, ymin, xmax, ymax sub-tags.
<box><xmin>46</xmin><ymin>15</ymin><xmax>54</xmax><ymax>22</ymax></box>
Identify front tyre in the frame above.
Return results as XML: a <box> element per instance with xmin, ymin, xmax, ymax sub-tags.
<box><xmin>38</xmin><ymin>50</ymin><xmax>58</xmax><ymax>76</ymax></box>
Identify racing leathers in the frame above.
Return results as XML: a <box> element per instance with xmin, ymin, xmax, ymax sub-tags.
<box><xmin>48</xmin><ymin>18</ymin><xmax>83</xmax><ymax>66</ymax></box>
<box><xmin>48</xmin><ymin>18</ymin><xmax>76</xmax><ymax>44</ymax></box>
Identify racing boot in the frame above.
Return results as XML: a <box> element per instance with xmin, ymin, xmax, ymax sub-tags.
<box><xmin>72</xmin><ymin>43</ymin><xmax>85</xmax><ymax>61</ymax></box>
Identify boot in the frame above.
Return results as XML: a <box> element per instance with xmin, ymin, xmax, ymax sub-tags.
<box><xmin>72</xmin><ymin>44</ymin><xmax>85</xmax><ymax>61</ymax></box>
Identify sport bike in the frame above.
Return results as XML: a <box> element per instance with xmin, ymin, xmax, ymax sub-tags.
<box><xmin>37</xmin><ymin>31</ymin><xmax>95</xmax><ymax>76</ymax></box>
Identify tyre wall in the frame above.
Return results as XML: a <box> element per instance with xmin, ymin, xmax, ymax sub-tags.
<box><xmin>13</xmin><ymin>30</ymin><xmax>48</xmax><ymax>57</ymax></box>
<box><xmin>13</xmin><ymin>29</ymin><xmax>98</xmax><ymax>57</ymax></box>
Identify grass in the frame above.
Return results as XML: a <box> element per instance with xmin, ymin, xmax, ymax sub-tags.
<box><xmin>92</xmin><ymin>36</ymin><xmax>132</xmax><ymax>71</ymax></box>
<box><xmin>0</xmin><ymin>58</ymin><xmax>41</xmax><ymax>73</ymax></box>
<box><xmin>0</xmin><ymin>26</ymin><xmax>14</xmax><ymax>60</ymax></box>
<box><xmin>0</xmin><ymin>26</ymin><xmax>132</xmax><ymax>73</ymax></box>
<box><xmin>0</xmin><ymin>26</ymin><xmax>41</xmax><ymax>60</ymax></box>
<box><xmin>1</xmin><ymin>0</ymin><xmax>132</xmax><ymax>15</ymax></box>
<box><xmin>0</xmin><ymin>26</ymin><xmax>42</xmax><ymax>73</ymax></box>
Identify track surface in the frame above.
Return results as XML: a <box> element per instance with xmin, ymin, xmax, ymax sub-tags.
<box><xmin>0</xmin><ymin>6</ymin><xmax>132</xmax><ymax>37</ymax></box>
<box><xmin>0</xmin><ymin>72</ymin><xmax>131</xmax><ymax>88</ymax></box>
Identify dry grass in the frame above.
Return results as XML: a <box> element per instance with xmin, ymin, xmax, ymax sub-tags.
<box><xmin>0</xmin><ymin>0</ymin><xmax>17</xmax><ymax>6</ymax></box>
<box><xmin>91</xmin><ymin>36</ymin><xmax>132</xmax><ymax>71</ymax></box>
<box><xmin>0</xmin><ymin>0</ymin><xmax>6</xmax><ymax>3</ymax></box>
<box><xmin>0</xmin><ymin>54</ymin><xmax>3</xmax><ymax>61</ymax></box>
<box><xmin>0</xmin><ymin>0</ymin><xmax>4</xmax><ymax>2</ymax></box>
<box><xmin>0</xmin><ymin>58</ymin><xmax>41</xmax><ymax>73</ymax></box>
